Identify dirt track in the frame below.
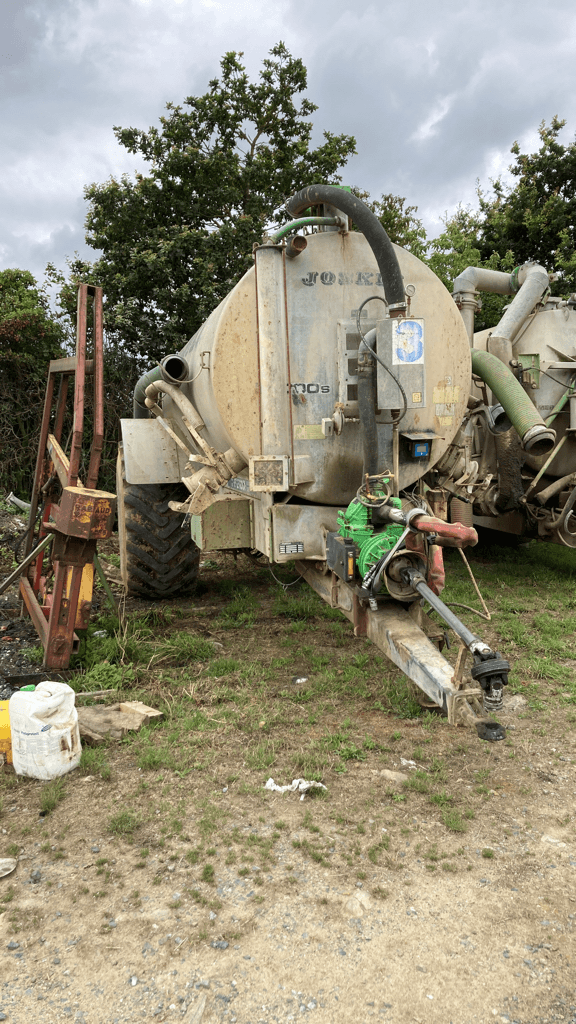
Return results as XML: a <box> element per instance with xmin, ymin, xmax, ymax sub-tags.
<box><xmin>0</xmin><ymin>520</ymin><xmax>575</xmax><ymax>1023</ymax></box>
<box><xmin>0</xmin><ymin>697</ymin><xmax>575</xmax><ymax>1024</ymax></box>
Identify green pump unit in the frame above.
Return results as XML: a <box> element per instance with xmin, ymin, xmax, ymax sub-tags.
<box><xmin>326</xmin><ymin>486</ymin><xmax>404</xmax><ymax>584</ymax></box>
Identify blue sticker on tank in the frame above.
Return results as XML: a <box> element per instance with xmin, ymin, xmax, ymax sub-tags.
<box><xmin>392</xmin><ymin>320</ymin><xmax>424</xmax><ymax>364</ymax></box>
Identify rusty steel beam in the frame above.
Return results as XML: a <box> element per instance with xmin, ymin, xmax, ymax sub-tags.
<box><xmin>86</xmin><ymin>286</ymin><xmax>104</xmax><ymax>489</ymax></box>
<box><xmin>20</xmin><ymin>284</ymin><xmax>114</xmax><ymax>670</ymax></box>
<box><xmin>48</xmin><ymin>357</ymin><xmax>94</xmax><ymax>375</ymax></box>
<box><xmin>20</xmin><ymin>578</ymin><xmax>49</xmax><ymax>644</ymax></box>
<box><xmin>69</xmin><ymin>285</ymin><xmax>87</xmax><ymax>487</ymax></box>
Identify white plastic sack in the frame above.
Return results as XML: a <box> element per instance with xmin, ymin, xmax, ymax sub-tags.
<box><xmin>264</xmin><ymin>777</ymin><xmax>327</xmax><ymax>801</ymax></box>
<box><xmin>9</xmin><ymin>681</ymin><xmax>82</xmax><ymax>780</ymax></box>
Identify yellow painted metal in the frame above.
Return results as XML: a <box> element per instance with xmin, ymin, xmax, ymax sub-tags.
<box><xmin>65</xmin><ymin>562</ymin><xmax>94</xmax><ymax>628</ymax></box>
<box><xmin>0</xmin><ymin>701</ymin><xmax>12</xmax><ymax>764</ymax></box>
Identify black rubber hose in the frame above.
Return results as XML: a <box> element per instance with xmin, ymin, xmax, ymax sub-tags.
<box><xmin>285</xmin><ymin>185</ymin><xmax>405</xmax><ymax>307</ymax></box>
<box><xmin>357</xmin><ymin>331</ymin><xmax>378</xmax><ymax>476</ymax></box>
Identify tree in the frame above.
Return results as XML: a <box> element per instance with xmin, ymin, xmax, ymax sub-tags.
<box><xmin>369</xmin><ymin>193</ymin><xmax>428</xmax><ymax>259</ymax></box>
<box><xmin>0</xmin><ymin>269</ymin><xmax>65</xmax><ymax>496</ymax></box>
<box><xmin>82</xmin><ymin>43</ymin><xmax>357</xmax><ymax>367</ymax></box>
<box><xmin>350</xmin><ymin>188</ymin><xmax>428</xmax><ymax>259</ymax></box>
<box><xmin>478</xmin><ymin>117</ymin><xmax>576</xmax><ymax>292</ymax></box>
<box><xmin>0</xmin><ymin>268</ymin><xmax>65</xmax><ymax>362</ymax></box>
<box><xmin>427</xmin><ymin>207</ymin><xmax>516</xmax><ymax>332</ymax></box>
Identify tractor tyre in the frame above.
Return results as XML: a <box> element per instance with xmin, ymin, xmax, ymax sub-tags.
<box><xmin>117</xmin><ymin>448</ymin><xmax>200</xmax><ymax>599</ymax></box>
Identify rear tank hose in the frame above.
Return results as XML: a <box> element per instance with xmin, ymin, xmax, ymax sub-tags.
<box><xmin>285</xmin><ymin>185</ymin><xmax>405</xmax><ymax>309</ymax></box>
<box><xmin>471</xmin><ymin>349</ymin><xmax>555</xmax><ymax>457</ymax></box>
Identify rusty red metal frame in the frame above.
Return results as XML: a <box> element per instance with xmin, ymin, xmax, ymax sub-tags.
<box><xmin>20</xmin><ymin>285</ymin><xmax>115</xmax><ymax>670</ymax></box>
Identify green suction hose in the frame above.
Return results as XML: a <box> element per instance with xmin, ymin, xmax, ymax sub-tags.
<box><xmin>471</xmin><ymin>349</ymin><xmax>555</xmax><ymax>456</ymax></box>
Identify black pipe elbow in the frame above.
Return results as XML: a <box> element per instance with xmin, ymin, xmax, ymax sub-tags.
<box><xmin>285</xmin><ymin>185</ymin><xmax>405</xmax><ymax>308</ymax></box>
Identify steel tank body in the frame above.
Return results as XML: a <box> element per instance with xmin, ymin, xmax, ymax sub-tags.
<box><xmin>175</xmin><ymin>230</ymin><xmax>471</xmax><ymax>505</ymax></box>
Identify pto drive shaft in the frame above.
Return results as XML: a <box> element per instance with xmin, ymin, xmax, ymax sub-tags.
<box><xmin>400</xmin><ymin>567</ymin><xmax>510</xmax><ymax>720</ymax></box>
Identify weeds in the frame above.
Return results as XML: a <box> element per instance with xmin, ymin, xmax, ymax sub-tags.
<box><xmin>201</xmin><ymin>864</ymin><xmax>215</xmax><ymax>884</ymax></box>
<box><xmin>441</xmin><ymin>810</ymin><xmax>468</xmax><ymax>833</ymax></box>
<box><xmin>39</xmin><ymin>780</ymin><xmax>66</xmax><ymax>816</ymax></box>
<box><xmin>78</xmin><ymin>747</ymin><xmax>112</xmax><ymax>781</ymax></box>
<box><xmin>108</xmin><ymin>810</ymin><xmax>139</xmax><ymax>836</ymax></box>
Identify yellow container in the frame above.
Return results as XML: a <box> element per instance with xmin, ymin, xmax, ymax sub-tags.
<box><xmin>0</xmin><ymin>700</ymin><xmax>12</xmax><ymax>765</ymax></box>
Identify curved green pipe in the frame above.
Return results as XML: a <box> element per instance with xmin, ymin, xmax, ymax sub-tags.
<box><xmin>471</xmin><ymin>349</ymin><xmax>555</xmax><ymax>456</ymax></box>
<box><xmin>133</xmin><ymin>365</ymin><xmax>163</xmax><ymax>419</ymax></box>
<box><xmin>270</xmin><ymin>216</ymin><xmax>339</xmax><ymax>242</ymax></box>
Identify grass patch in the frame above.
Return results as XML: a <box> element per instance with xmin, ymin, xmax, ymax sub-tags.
<box><xmin>78</xmin><ymin>747</ymin><xmax>112</xmax><ymax>781</ymax></box>
<box><xmin>441</xmin><ymin>810</ymin><xmax>468</xmax><ymax>833</ymax></box>
<box><xmin>39</xmin><ymin>779</ymin><xmax>66</xmax><ymax>816</ymax></box>
<box><xmin>201</xmin><ymin>864</ymin><xmax>215</xmax><ymax>884</ymax></box>
<box><xmin>246</xmin><ymin>740</ymin><xmax>276</xmax><ymax>771</ymax></box>
<box><xmin>429</xmin><ymin>791</ymin><xmax>454</xmax><ymax>807</ymax></box>
<box><xmin>404</xmin><ymin>770</ymin><xmax>430</xmax><ymax>794</ymax></box>
<box><xmin>372</xmin><ymin>886</ymin><xmax>390</xmax><ymax>899</ymax></box>
<box><xmin>108</xmin><ymin>810</ymin><xmax>139</xmax><ymax>836</ymax></box>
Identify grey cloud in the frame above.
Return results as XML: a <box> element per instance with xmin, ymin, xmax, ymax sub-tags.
<box><xmin>291</xmin><ymin>0</ymin><xmax>576</xmax><ymax>223</ymax></box>
<box><xmin>2</xmin><ymin>0</ymin><xmax>576</xmax><ymax>286</ymax></box>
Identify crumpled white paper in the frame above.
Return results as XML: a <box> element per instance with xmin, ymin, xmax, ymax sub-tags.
<box><xmin>264</xmin><ymin>777</ymin><xmax>327</xmax><ymax>801</ymax></box>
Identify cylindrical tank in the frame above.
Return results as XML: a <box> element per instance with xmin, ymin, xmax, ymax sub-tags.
<box><xmin>172</xmin><ymin>230</ymin><xmax>471</xmax><ymax>505</ymax></box>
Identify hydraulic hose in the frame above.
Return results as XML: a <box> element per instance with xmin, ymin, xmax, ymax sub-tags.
<box><xmin>285</xmin><ymin>186</ymin><xmax>405</xmax><ymax>309</ymax></box>
<box><xmin>357</xmin><ymin>329</ymin><xmax>378</xmax><ymax>476</ymax></box>
<box><xmin>471</xmin><ymin>349</ymin><xmax>555</xmax><ymax>456</ymax></box>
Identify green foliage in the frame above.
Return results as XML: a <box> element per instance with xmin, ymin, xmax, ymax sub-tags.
<box><xmin>0</xmin><ymin>269</ymin><xmax>67</xmax><ymax>495</ymax></box>
<box><xmin>201</xmin><ymin>863</ymin><xmax>215</xmax><ymax>884</ymax></box>
<box><xmin>218</xmin><ymin>588</ymin><xmax>258</xmax><ymax>628</ymax></box>
<box><xmin>427</xmin><ymin>206</ymin><xmax>516</xmax><ymax>331</ymax></box>
<box><xmin>79</xmin><ymin>43</ymin><xmax>356</xmax><ymax>366</ymax></box>
<box><xmin>441</xmin><ymin>809</ymin><xmax>467</xmax><ymax>833</ymax></box>
<box><xmin>78</xmin><ymin>747</ymin><xmax>112</xmax><ymax>781</ymax></box>
<box><xmin>424</xmin><ymin>116</ymin><xmax>576</xmax><ymax>333</ymax></box>
<box><xmin>246</xmin><ymin>740</ymin><xmax>276</xmax><ymax>771</ymax></box>
<box><xmin>478</xmin><ymin>116</ymin><xmax>576</xmax><ymax>292</ymax></box>
<box><xmin>360</xmin><ymin>191</ymin><xmax>427</xmax><ymax>258</ymax></box>
<box><xmin>404</xmin><ymin>770</ymin><xmax>430</xmax><ymax>794</ymax></box>
<box><xmin>0</xmin><ymin>269</ymin><xmax>64</xmax><ymax>361</ymax></box>
<box><xmin>73</xmin><ymin>661</ymin><xmax>133</xmax><ymax>692</ymax></box>
<box><xmin>273</xmin><ymin>590</ymin><xmax>323</xmax><ymax>621</ymax></box>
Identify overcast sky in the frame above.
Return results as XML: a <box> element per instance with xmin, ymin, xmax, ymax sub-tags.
<box><xmin>2</xmin><ymin>0</ymin><xmax>576</xmax><ymax>287</ymax></box>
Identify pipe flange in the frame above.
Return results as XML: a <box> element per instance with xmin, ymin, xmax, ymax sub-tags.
<box><xmin>521</xmin><ymin>424</ymin><xmax>556</xmax><ymax>456</ymax></box>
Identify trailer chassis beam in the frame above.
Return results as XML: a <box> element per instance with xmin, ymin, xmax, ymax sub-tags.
<box><xmin>296</xmin><ymin>562</ymin><xmax>504</xmax><ymax>739</ymax></box>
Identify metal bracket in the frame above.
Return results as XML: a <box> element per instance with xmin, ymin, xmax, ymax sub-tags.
<box><xmin>518</xmin><ymin>352</ymin><xmax>540</xmax><ymax>388</ymax></box>
<box><xmin>352</xmin><ymin>594</ymin><xmax>368</xmax><ymax>636</ymax></box>
<box><xmin>447</xmin><ymin>685</ymin><xmax>484</xmax><ymax>726</ymax></box>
